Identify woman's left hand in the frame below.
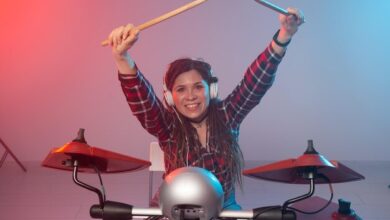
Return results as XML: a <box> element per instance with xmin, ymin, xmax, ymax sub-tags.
<box><xmin>279</xmin><ymin>8</ymin><xmax>305</xmax><ymax>39</ymax></box>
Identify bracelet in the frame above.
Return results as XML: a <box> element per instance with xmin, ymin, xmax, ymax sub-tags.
<box><xmin>273</xmin><ymin>29</ymin><xmax>291</xmax><ymax>47</ymax></box>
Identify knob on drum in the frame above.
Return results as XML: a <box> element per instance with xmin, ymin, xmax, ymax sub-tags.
<box><xmin>159</xmin><ymin>167</ymin><xmax>224</xmax><ymax>220</ymax></box>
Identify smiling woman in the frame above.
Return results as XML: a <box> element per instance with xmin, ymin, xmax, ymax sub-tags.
<box><xmin>164</xmin><ymin>58</ymin><xmax>216</xmax><ymax>123</ymax></box>
<box><xmin>108</xmin><ymin>7</ymin><xmax>304</xmax><ymax>212</ymax></box>
<box><xmin>171</xmin><ymin>70</ymin><xmax>210</xmax><ymax>122</ymax></box>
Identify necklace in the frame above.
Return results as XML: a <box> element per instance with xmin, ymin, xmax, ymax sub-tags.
<box><xmin>193</xmin><ymin>120</ymin><xmax>209</xmax><ymax>150</ymax></box>
<box><xmin>190</xmin><ymin>114</ymin><xmax>208</xmax><ymax>129</ymax></box>
<box><xmin>187</xmin><ymin>109</ymin><xmax>209</xmax><ymax>124</ymax></box>
<box><xmin>193</xmin><ymin>122</ymin><xmax>203</xmax><ymax>128</ymax></box>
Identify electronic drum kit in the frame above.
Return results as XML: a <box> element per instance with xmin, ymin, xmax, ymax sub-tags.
<box><xmin>42</xmin><ymin>129</ymin><xmax>364</xmax><ymax>220</ymax></box>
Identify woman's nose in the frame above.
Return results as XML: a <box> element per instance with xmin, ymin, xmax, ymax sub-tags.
<box><xmin>186</xmin><ymin>89</ymin><xmax>197</xmax><ymax>100</ymax></box>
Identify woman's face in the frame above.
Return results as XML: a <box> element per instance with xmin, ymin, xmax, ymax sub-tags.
<box><xmin>171</xmin><ymin>69</ymin><xmax>210</xmax><ymax>121</ymax></box>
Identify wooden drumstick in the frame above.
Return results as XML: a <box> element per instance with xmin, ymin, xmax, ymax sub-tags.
<box><xmin>101</xmin><ymin>0</ymin><xmax>207</xmax><ymax>46</ymax></box>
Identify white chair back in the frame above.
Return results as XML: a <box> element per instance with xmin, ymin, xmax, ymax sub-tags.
<box><xmin>148</xmin><ymin>141</ymin><xmax>165</xmax><ymax>206</ymax></box>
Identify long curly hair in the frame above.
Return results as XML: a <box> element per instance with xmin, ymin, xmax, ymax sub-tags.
<box><xmin>164</xmin><ymin>58</ymin><xmax>244</xmax><ymax>191</ymax></box>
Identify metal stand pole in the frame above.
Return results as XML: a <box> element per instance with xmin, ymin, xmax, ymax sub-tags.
<box><xmin>0</xmin><ymin>137</ymin><xmax>27</xmax><ymax>172</ymax></box>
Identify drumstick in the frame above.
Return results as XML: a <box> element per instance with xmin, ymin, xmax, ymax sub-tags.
<box><xmin>101</xmin><ymin>0</ymin><xmax>207</xmax><ymax>46</ymax></box>
<box><xmin>254</xmin><ymin>0</ymin><xmax>289</xmax><ymax>15</ymax></box>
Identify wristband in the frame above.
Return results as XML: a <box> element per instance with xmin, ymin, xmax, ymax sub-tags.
<box><xmin>273</xmin><ymin>29</ymin><xmax>291</xmax><ymax>47</ymax></box>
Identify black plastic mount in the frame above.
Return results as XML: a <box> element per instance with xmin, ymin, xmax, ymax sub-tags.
<box><xmin>90</xmin><ymin>201</ymin><xmax>134</xmax><ymax>220</ymax></box>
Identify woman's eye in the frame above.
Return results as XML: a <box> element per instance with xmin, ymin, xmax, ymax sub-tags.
<box><xmin>195</xmin><ymin>85</ymin><xmax>204</xmax><ymax>90</ymax></box>
<box><xmin>176</xmin><ymin>88</ymin><xmax>184</xmax><ymax>93</ymax></box>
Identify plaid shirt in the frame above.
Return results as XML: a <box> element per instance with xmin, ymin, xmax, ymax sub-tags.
<box><xmin>119</xmin><ymin>43</ymin><xmax>284</xmax><ymax>200</ymax></box>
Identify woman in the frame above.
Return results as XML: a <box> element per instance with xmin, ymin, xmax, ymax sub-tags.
<box><xmin>108</xmin><ymin>8</ymin><xmax>304</xmax><ymax>210</ymax></box>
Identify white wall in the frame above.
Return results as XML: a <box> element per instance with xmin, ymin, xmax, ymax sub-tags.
<box><xmin>1</xmin><ymin>0</ymin><xmax>389</xmax><ymax>162</ymax></box>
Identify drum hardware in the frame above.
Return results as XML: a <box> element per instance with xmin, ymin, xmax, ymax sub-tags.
<box><xmin>243</xmin><ymin>140</ymin><xmax>365</xmax><ymax>219</ymax></box>
<box><xmin>43</xmin><ymin>134</ymin><xmax>364</xmax><ymax>220</ymax></box>
<box><xmin>42</xmin><ymin>128</ymin><xmax>151</xmax><ymax>173</ymax></box>
<box><xmin>42</xmin><ymin>128</ymin><xmax>152</xmax><ymax>214</ymax></box>
<box><xmin>331</xmin><ymin>199</ymin><xmax>362</xmax><ymax>220</ymax></box>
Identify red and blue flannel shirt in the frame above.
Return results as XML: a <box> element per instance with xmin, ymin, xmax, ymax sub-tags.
<box><xmin>119</xmin><ymin>43</ymin><xmax>284</xmax><ymax>201</ymax></box>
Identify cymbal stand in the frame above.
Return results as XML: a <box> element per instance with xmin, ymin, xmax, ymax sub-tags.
<box><xmin>250</xmin><ymin>167</ymin><xmax>335</xmax><ymax>220</ymax></box>
<box><xmin>282</xmin><ymin>167</ymin><xmax>316</xmax><ymax>211</ymax></box>
<box><xmin>282</xmin><ymin>167</ymin><xmax>334</xmax><ymax>217</ymax></box>
<box><xmin>71</xmin><ymin>159</ymin><xmax>106</xmax><ymax>208</ymax></box>
<box><xmin>69</xmin><ymin>159</ymin><xmax>162</xmax><ymax>220</ymax></box>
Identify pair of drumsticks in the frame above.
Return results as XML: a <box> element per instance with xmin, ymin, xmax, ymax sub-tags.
<box><xmin>101</xmin><ymin>0</ymin><xmax>289</xmax><ymax>46</ymax></box>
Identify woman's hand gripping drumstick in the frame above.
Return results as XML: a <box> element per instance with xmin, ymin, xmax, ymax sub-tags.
<box><xmin>107</xmin><ymin>0</ymin><xmax>207</xmax><ymax>75</ymax></box>
<box><xmin>102</xmin><ymin>0</ymin><xmax>207</xmax><ymax>47</ymax></box>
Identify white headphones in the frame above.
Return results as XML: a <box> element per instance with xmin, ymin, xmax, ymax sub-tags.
<box><xmin>163</xmin><ymin>72</ymin><xmax>218</xmax><ymax>107</ymax></box>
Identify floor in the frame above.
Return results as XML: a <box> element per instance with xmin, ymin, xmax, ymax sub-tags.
<box><xmin>0</xmin><ymin>160</ymin><xmax>389</xmax><ymax>220</ymax></box>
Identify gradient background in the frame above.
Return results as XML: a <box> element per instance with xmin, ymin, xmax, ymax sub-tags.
<box><xmin>1</xmin><ymin>0</ymin><xmax>389</xmax><ymax>163</ymax></box>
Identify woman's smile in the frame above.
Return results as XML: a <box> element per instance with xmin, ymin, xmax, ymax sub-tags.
<box><xmin>172</xmin><ymin>70</ymin><xmax>210</xmax><ymax>121</ymax></box>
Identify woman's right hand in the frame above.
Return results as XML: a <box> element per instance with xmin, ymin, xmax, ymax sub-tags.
<box><xmin>108</xmin><ymin>24</ymin><xmax>140</xmax><ymax>75</ymax></box>
<box><xmin>108</xmin><ymin>24</ymin><xmax>140</xmax><ymax>58</ymax></box>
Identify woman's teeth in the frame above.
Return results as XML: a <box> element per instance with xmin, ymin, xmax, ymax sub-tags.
<box><xmin>186</xmin><ymin>104</ymin><xmax>199</xmax><ymax>110</ymax></box>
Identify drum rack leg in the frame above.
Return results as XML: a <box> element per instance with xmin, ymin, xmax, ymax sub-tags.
<box><xmin>0</xmin><ymin>137</ymin><xmax>27</xmax><ymax>172</ymax></box>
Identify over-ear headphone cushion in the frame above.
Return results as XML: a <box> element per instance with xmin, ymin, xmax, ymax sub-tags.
<box><xmin>210</xmin><ymin>82</ymin><xmax>218</xmax><ymax>99</ymax></box>
<box><xmin>164</xmin><ymin>90</ymin><xmax>174</xmax><ymax>106</ymax></box>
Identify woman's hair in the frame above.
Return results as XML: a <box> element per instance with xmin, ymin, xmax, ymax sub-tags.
<box><xmin>165</xmin><ymin>58</ymin><xmax>244</xmax><ymax>191</ymax></box>
<box><xmin>164</xmin><ymin>58</ymin><xmax>217</xmax><ymax>90</ymax></box>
